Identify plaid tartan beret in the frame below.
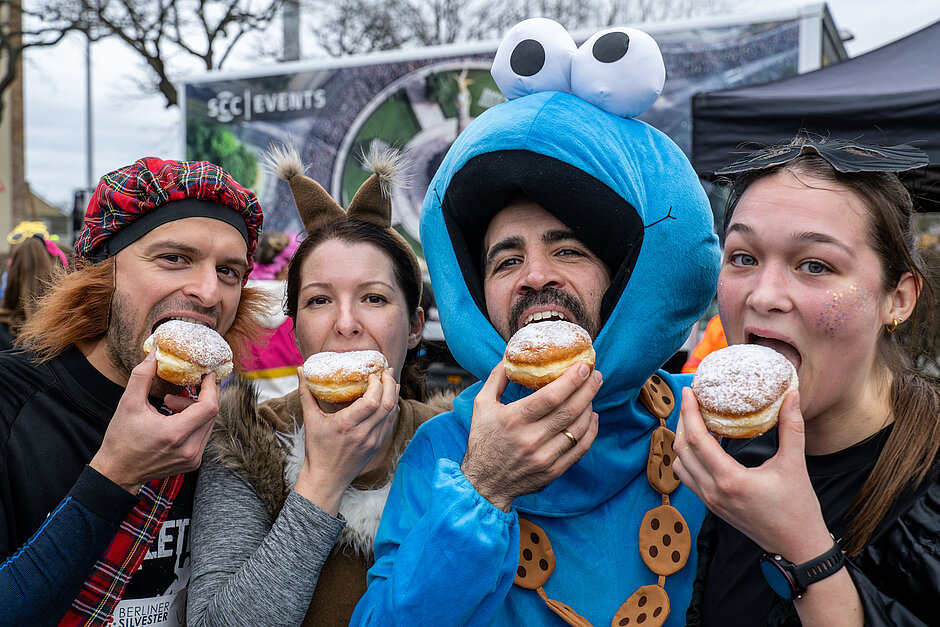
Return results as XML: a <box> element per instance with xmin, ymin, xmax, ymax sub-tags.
<box><xmin>75</xmin><ymin>157</ymin><xmax>263</xmax><ymax>278</ymax></box>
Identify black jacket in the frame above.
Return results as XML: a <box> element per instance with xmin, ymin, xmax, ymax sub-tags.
<box><xmin>686</xmin><ymin>428</ymin><xmax>940</xmax><ymax>626</ymax></box>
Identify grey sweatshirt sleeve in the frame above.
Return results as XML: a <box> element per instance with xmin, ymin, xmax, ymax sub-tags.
<box><xmin>187</xmin><ymin>459</ymin><xmax>345</xmax><ymax>627</ymax></box>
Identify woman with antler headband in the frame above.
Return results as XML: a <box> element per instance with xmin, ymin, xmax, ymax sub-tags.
<box><xmin>186</xmin><ymin>145</ymin><xmax>453</xmax><ymax>626</ymax></box>
<box><xmin>675</xmin><ymin>138</ymin><xmax>940</xmax><ymax>626</ymax></box>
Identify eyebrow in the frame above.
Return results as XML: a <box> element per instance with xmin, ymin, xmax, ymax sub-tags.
<box><xmin>725</xmin><ymin>223</ymin><xmax>855</xmax><ymax>256</ymax></box>
<box><xmin>144</xmin><ymin>239</ymin><xmax>249</xmax><ymax>272</ymax></box>
<box><xmin>299</xmin><ymin>280</ymin><xmax>396</xmax><ymax>293</ymax></box>
<box><xmin>483</xmin><ymin>229</ymin><xmax>584</xmax><ymax>274</ymax></box>
<box><xmin>483</xmin><ymin>235</ymin><xmax>525</xmax><ymax>275</ymax></box>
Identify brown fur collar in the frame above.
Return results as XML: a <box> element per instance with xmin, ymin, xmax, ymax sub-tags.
<box><xmin>208</xmin><ymin>378</ymin><xmax>455</xmax><ymax>554</ymax></box>
<box><xmin>208</xmin><ymin>377</ymin><xmax>290</xmax><ymax>518</ymax></box>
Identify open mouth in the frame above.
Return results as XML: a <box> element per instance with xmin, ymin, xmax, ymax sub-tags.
<box><xmin>524</xmin><ymin>310</ymin><xmax>569</xmax><ymax>326</ymax></box>
<box><xmin>748</xmin><ymin>333</ymin><xmax>802</xmax><ymax>371</ymax></box>
<box><xmin>152</xmin><ymin>316</ymin><xmax>213</xmax><ymax>334</ymax></box>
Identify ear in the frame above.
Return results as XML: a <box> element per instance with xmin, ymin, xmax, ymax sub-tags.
<box><xmin>884</xmin><ymin>271</ymin><xmax>920</xmax><ymax>325</ymax></box>
<box><xmin>408</xmin><ymin>307</ymin><xmax>426</xmax><ymax>350</ymax></box>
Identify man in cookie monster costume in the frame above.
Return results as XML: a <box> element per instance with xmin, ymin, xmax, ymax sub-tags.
<box><xmin>352</xmin><ymin>19</ymin><xmax>720</xmax><ymax>627</ymax></box>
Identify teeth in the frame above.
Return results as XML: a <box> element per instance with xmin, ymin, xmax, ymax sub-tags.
<box><xmin>524</xmin><ymin>310</ymin><xmax>568</xmax><ymax>325</ymax></box>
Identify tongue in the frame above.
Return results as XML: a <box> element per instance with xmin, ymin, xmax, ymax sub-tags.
<box><xmin>751</xmin><ymin>337</ymin><xmax>801</xmax><ymax>371</ymax></box>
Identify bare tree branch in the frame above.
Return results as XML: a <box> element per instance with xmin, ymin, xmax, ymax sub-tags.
<box><xmin>20</xmin><ymin>0</ymin><xmax>284</xmax><ymax>108</ymax></box>
<box><xmin>302</xmin><ymin>0</ymin><xmax>730</xmax><ymax>58</ymax></box>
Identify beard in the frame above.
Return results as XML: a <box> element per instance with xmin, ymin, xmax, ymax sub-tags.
<box><xmin>104</xmin><ymin>289</ymin><xmax>150</xmax><ymax>385</ymax></box>
<box><xmin>104</xmin><ymin>288</ymin><xmax>219</xmax><ymax>398</ymax></box>
<box><xmin>506</xmin><ymin>287</ymin><xmax>599</xmax><ymax>338</ymax></box>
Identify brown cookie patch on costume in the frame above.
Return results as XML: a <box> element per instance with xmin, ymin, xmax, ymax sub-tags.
<box><xmin>639</xmin><ymin>375</ymin><xmax>674</xmax><ymax>419</ymax></box>
<box><xmin>611</xmin><ymin>584</ymin><xmax>670</xmax><ymax>627</ymax></box>
<box><xmin>515</xmin><ymin>517</ymin><xmax>555</xmax><ymax>589</ymax></box>
<box><xmin>538</xmin><ymin>588</ymin><xmax>593</xmax><ymax>627</ymax></box>
<box><xmin>647</xmin><ymin>426</ymin><xmax>680</xmax><ymax>494</ymax></box>
<box><xmin>639</xmin><ymin>505</ymin><xmax>690</xmax><ymax>576</ymax></box>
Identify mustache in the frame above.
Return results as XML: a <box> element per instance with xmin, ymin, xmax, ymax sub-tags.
<box><xmin>148</xmin><ymin>302</ymin><xmax>221</xmax><ymax>331</ymax></box>
<box><xmin>508</xmin><ymin>287</ymin><xmax>591</xmax><ymax>336</ymax></box>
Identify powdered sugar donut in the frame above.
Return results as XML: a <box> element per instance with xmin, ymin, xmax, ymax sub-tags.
<box><xmin>691</xmin><ymin>344</ymin><xmax>798</xmax><ymax>438</ymax></box>
<box><xmin>143</xmin><ymin>320</ymin><xmax>234</xmax><ymax>386</ymax></box>
<box><xmin>303</xmin><ymin>350</ymin><xmax>388</xmax><ymax>403</ymax></box>
<box><xmin>504</xmin><ymin>320</ymin><xmax>595</xmax><ymax>390</ymax></box>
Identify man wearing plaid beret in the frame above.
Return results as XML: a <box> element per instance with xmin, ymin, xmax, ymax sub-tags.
<box><xmin>0</xmin><ymin>157</ymin><xmax>267</xmax><ymax>626</ymax></box>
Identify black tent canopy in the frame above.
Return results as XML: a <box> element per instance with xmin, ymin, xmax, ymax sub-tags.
<box><xmin>691</xmin><ymin>18</ymin><xmax>940</xmax><ymax>208</ymax></box>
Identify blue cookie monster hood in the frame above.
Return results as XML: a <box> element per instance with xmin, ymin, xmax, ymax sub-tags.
<box><xmin>421</xmin><ymin>90</ymin><xmax>720</xmax><ymax>412</ymax></box>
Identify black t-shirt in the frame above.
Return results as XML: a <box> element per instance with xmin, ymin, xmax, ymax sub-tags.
<box><xmin>0</xmin><ymin>346</ymin><xmax>197</xmax><ymax>625</ymax></box>
<box><xmin>699</xmin><ymin>425</ymin><xmax>891</xmax><ymax>627</ymax></box>
<box><xmin>0</xmin><ymin>321</ymin><xmax>14</xmax><ymax>352</ymax></box>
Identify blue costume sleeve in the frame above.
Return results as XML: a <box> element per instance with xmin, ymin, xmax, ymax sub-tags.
<box><xmin>0</xmin><ymin>465</ymin><xmax>137</xmax><ymax>625</ymax></box>
<box><xmin>352</xmin><ymin>445</ymin><xmax>520</xmax><ymax>626</ymax></box>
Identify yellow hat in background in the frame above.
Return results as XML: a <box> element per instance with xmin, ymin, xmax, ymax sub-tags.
<box><xmin>7</xmin><ymin>221</ymin><xmax>51</xmax><ymax>245</ymax></box>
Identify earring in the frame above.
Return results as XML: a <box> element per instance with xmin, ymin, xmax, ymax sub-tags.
<box><xmin>885</xmin><ymin>318</ymin><xmax>900</xmax><ymax>333</ymax></box>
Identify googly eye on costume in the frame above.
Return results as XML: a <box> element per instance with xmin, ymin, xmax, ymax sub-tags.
<box><xmin>571</xmin><ymin>27</ymin><xmax>665</xmax><ymax>119</ymax></box>
<box><xmin>491</xmin><ymin>18</ymin><xmax>576</xmax><ymax>100</ymax></box>
<box><xmin>491</xmin><ymin>19</ymin><xmax>665</xmax><ymax>119</ymax></box>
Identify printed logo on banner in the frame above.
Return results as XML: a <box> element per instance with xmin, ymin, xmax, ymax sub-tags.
<box><xmin>207</xmin><ymin>88</ymin><xmax>327</xmax><ymax>122</ymax></box>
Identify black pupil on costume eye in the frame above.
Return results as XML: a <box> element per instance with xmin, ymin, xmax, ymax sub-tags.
<box><xmin>510</xmin><ymin>39</ymin><xmax>546</xmax><ymax>77</ymax></box>
<box><xmin>593</xmin><ymin>31</ymin><xmax>630</xmax><ymax>63</ymax></box>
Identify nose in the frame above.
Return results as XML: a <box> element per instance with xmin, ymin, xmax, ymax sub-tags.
<box><xmin>745</xmin><ymin>263</ymin><xmax>794</xmax><ymax>314</ymax></box>
<box><xmin>333</xmin><ymin>300</ymin><xmax>361</xmax><ymax>337</ymax></box>
<box><xmin>181</xmin><ymin>264</ymin><xmax>223</xmax><ymax>308</ymax></box>
<box><xmin>519</xmin><ymin>252</ymin><xmax>563</xmax><ymax>293</ymax></box>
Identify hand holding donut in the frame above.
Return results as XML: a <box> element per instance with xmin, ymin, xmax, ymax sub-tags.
<box><xmin>291</xmin><ymin>353</ymin><xmax>400</xmax><ymax>516</ymax></box>
<box><xmin>672</xmin><ymin>388</ymin><xmax>833</xmax><ymax>562</ymax></box>
<box><xmin>462</xmin><ymin>358</ymin><xmax>602</xmax><ymax>512</ymax></box>
<box><xmin>90</xmin><ymin>349</ymin><xmax>221</xmax><ymax>494</ymax></box>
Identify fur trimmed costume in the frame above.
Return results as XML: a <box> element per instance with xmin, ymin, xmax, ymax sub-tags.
<box><xmin>187</xmin><ymin>379</ymin><xmax>453</xmax><ymax>627</ymax></box>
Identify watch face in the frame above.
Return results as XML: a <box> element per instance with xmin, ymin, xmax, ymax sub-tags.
<box><xmin>760</xmin><ymin>557</ymin><xmax>797</xmax><ymax>600</ymax></box>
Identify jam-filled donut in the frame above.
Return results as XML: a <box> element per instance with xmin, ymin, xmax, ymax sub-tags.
<box><xmin>504</xmin><ymin>320</ymin><xmax>595</xmax><ymax>390</ymax></box>
<box><xmin>142</xmin><ymin>320</ymin><xmax>234</xmax><ymax>386</ymax></box>
<box><xmin>303</xmin><ymin>350</ymin><xmax>388</xmax><ymax>403</ymax></box>
<box><xmin>691</xmin><ymin>344</ymin><xmax>798</xmax><ymax>438</ymax></box>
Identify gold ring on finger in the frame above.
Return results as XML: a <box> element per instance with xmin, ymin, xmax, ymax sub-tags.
<box><xmin>562</xmin><ymin>429</ymin><xmax>578</xmax><ymax>448</ymax></box>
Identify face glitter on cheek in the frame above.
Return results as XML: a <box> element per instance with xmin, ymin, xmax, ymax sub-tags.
<box><xmin>816</xmin><ymin>291</ymin><xmax>844</xmax><ymax>337</ymax></box>
<box><xmin>815</xmin><ymin>284</ymin><xmax>872</xmax><ymax>337</ymax></box>
<box><xmin>846</xmin><ymin>283</ymin><xmax>873</xmax><ymax>314</ymax></box>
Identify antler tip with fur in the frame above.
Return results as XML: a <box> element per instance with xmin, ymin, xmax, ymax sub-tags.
<box><xmin>263</xmin><ymin>143</ymin><xmax>306</xmax><ymax>181</ymax></box>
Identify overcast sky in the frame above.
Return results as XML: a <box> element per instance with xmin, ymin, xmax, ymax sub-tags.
<box><xmin>21</xmin><ymin>0</ymin><xmax>940</xmax><ymax>211</ymax></box>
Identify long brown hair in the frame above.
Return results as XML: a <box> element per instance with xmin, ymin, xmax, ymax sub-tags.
<box><xmin>285</xmin><ymin>219</ymin><xmax>426</xmax><ymax>401</ymax></box>
<box><xmin>724</xmin><ymin>141</ymin><xmax>940</xmax><ymax>557</ymax></box>
<box><xmin>0</xmin><ymin>237</ymin><xmax>61</xmax><ymax>337</ymax></box>
<box><xmin>18</xmin><ymin>257</ymin><xmax>271</xmax><ymax>372</ymax></box>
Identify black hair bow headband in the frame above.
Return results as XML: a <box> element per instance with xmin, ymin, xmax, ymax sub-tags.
<box><xmin>716</xmin><ymin>141</ymin><xmax>929</xmax><ymax>175</ymax></box>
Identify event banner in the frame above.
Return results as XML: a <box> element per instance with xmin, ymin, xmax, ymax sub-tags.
<box><xmin>184</xmin><ymin>18</ymin><xmax>802</xmax><ymax>238</ymax></box>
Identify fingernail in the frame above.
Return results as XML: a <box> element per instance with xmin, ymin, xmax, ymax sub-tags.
<box><xmin>593</xmin><ymin>370</ymin><xmax>603</xmax><ymax>384</ymax></box>
<box><xmin>579</xmin><ymin>364</ymin><xmax>590</xmax><ymax>378</ymax></box>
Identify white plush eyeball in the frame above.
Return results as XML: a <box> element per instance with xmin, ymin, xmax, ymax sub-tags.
<box><xmin>570</xmin><ymin>27</ymin><xmax>666</xmax><ymax>118</ymax></box>
<box><xmin>491</xmin><ymin>18</ymin><xmax>576</xmax><ymax>100</ymax></box>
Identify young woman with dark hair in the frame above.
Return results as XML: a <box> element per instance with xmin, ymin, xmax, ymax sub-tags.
<box><xmin>677</xmin><ymin>139</ymin><xmax>939</xmax><ymax>626</ymax></box>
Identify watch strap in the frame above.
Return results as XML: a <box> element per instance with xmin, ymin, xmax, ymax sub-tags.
<box><xmin>763</xmin><ymin>538</ymin><xmax>845</xmax><ymax>599</ymax></box>
<box><xmin>791</xmin><ymin>539</ymin><xmax>845</xmax><ymax>595</ymax></box>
